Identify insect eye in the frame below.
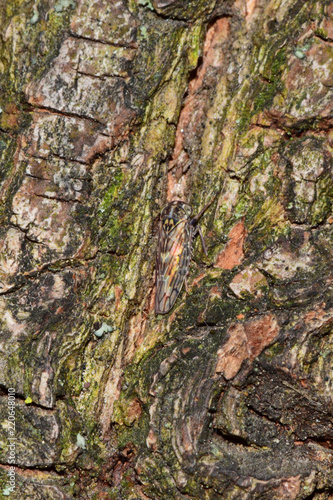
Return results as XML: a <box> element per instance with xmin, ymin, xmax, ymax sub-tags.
<box><xmin>163</xmin><ymin>218</ymin><xmax>175</xmax><ymax>231</ymax></box>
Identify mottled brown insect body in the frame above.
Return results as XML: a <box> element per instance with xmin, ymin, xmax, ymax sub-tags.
<box><xmin>155</xmin><ymin>199</ymin><xmax>213</xmax><ymax>314</ymax></box>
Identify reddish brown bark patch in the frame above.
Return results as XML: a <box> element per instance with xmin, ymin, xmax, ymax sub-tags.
<box><xmin>125</xmin><ymin>399</ymin><xmax>142</xmax><ymax>425</ymax></box>
<box><xmin>229</xmin><ymin>265</ymin><xmax>268</xmax><ymax>298</ymax></box>
<box><xmin>167</xmin><ymin>18</ymin><xmax>230</xmax><ymax>200</ymax></box>
<box><xmin>215</xmin><ymin>314</ymin><xmax>279</xmax><ymax>379</ymax></box>
<box><xmin>115</xmin><ymin>285</ymin><xmax>123</xmax><ymax>311</ymax></box>
<box><xmin>0</xmin><ymin>102</ymin><xmax>21</xmax><ymax>131</ymax></box>
<box><xmin>215</xmin><ymin>220</ymin><xmax>247</xmax><ymax>270</ymax></box>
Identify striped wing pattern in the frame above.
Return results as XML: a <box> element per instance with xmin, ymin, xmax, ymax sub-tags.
<box><xmin>155</xmin><ymin>218</ymin><xmax>192</xmax><ymax>314</ymax></box>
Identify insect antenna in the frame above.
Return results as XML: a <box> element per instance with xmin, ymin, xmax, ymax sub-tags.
<box><xmin>190</xmin><ymin>194</ymin><xmax>218</xmax><ymax>254</ymax></box>
<box><xmin>190</xmin><ymin>194</ymin><xmax>217</xmax><ymax>226</ymax></box>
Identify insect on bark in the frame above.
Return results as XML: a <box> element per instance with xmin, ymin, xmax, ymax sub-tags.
<box><xmin>155</xmin><ymin>198</ymin><xmax>214</xmax><ymax>314</ymax></box>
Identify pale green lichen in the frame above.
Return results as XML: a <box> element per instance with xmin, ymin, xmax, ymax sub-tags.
<box><xmin>138</xmin><ymin>0</ymin><xmax>154</xmax><ymax>10</ymax></box>
<box><xmin>0</xmin><ymin>0</ymin><xmax>331</xmax><ymax>497</ymax></box>
<box><xmin>94</xmin><ymin>322</ymin><xmax>115</xmax><ymax>338</ymax></box>
<box><xmin>76</xmin><ymin>433</ymin><xmax>86</xmax><ymax>449</ymax></box>
<box><xmin>54</xmin><ymin>0</ymin><xmax>76</xmax><ymax>12</ymax></box>
<box><xmin>29</xmin><ymin>8</ymin><xmax>39</xmax><ymax>24</ymax></box>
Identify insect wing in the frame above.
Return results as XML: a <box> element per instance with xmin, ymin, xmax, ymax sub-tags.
<box><xmin>155</xmin><ymin>219</ymin><xmax>192</xmax><ymax>314</ymax></box>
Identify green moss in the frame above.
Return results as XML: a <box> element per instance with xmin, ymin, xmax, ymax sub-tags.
<box><xmin>116</xmin><ymin>411</ymin><xmax>150</xmax><ymax>450</ymax></box>
<box><xmin>96</xmin><ymin>166</ymin><xmax>138</xmax><ymax>255</ymax></box>
<box><xmin>0</xmin><ymin>0</ymin><xmax>75</xmax><ymax>100</ymax></box>
<box><xmin>311</xmin><ymin>173</ymin><xmax>333</xmax><ymax>226</ymax></box>
<box><xmin>133</xmin><ymin>13</ymin><xmax>186</xmax><ymax>108</ymax></box>
<box><xmin>0</xmin><ymin>135</ymin><xmax>17</xmax><ymax>205</ymax></box>
<box><xmin>187</xmin><ymin>21</ymin><xmax>204</xmax><ymax>71</ymax></box>
<box><xmin>0</xmin><ymin>0</ymin><xmax>330</xmax><ymax>497</ymax></box>
<box><xmin>264</xmin><ymin>341</ymin><xmax>285</xmax><ymax>359</ymax></box>
<box><xmin>253</xmin><ymin>47</ymin><xmax>287</xmax><ymax>113</ymax></box>
<box><xmin>99</xmin><ymin>169</ymin><xmax>124</xmax><ymax>216</ymax></box>
<box><xmin>57</xmin><ymin>400</ymin><xmax>84</xmax><ymax>464</ymax></box>
<box><xmin>233</xmin><ymin>194</ymin><xmax>250</xmax><ymax>219</ymax></box>
<box><xmin>314</xmin><ymin>27</ymin><xmax>328</xmax><ymax>40</ymax></box>
<box><xmin>236</xmin><ymin>98</ymin><xmax>254</xmax><ymax>135</ymax></box>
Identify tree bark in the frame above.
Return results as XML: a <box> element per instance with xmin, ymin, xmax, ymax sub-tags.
<box><xmin>0</xmin><ymin>0</ymin><xmax>333</xmax><ymax>498</ymax></box>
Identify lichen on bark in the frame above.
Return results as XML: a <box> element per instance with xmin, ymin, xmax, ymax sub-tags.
<box><xmin>0</xmin><ymin>0</ymin><xmax>333</xmax><ymax>498</ymax></box>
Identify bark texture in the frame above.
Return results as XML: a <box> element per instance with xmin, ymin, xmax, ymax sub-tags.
<box><xmin>0</xmin><ymin>0</ymin><xmax>333</xmax><ymax>498</ymax></box>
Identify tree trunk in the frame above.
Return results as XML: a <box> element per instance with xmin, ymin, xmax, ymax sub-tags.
<box><xmin>0</xmin><ymin>0</ymin><xmax>332</xmax><ymax>498</ymax></box>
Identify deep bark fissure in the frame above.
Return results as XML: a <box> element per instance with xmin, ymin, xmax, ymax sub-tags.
<box><xmin>1</xmin><ymin>0</ymin><xmax>333</xmax><ymax>497</ymax></box>
<box><xmin>25</xmin><ymin>102</ymin><xmax>108</xmax><ymax>129</ymax></box>
<box><xmin>213</xmin><ymin>427</ymin><xmax>258</xmax><ymax>448</ymax></box>
<box><xmin>33</xmin><ymin>192</ymin><xmax>83</xmax><ymax>204</ymax></box>
<box><xmin>68</xmin><ymin>31</ymin><xmax>138</xmax><ymax>49</ymax></box>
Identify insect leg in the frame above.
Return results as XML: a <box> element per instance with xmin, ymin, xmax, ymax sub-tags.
<box><xmin>195</xmin><ymin>225</ymin><xmax>208</xmax><ymax>256</ymax></box>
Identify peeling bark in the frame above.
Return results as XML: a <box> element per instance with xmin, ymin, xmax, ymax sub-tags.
<box><xmin>0</xmin><ymin>0</ymin><xmax>333</xmax><ymax>498</ymax></box>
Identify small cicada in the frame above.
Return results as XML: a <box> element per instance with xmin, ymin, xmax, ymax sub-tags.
<box><xmin>155</xmin><ymin>199</ymin><xmax>214</xmax><ymax>314</ymax></box>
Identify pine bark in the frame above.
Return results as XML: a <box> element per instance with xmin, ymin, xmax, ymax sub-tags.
<box><xmin>0</xmin><ymin>0</ymin><xmax>332</xmax><ymax>498</ymax></box>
